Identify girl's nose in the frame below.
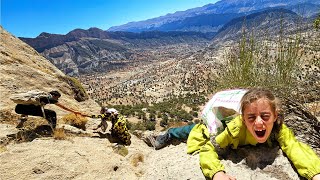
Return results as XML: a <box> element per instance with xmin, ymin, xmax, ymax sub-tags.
<box><xmin>255</xmin><ymin>116</ymin><xmax>264</xmax><ymax>125</ymax></box>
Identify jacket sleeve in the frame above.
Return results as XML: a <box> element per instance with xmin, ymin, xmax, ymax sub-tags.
<box><xmin>199</xmin><ymin>138</ymin><xmax>225</xmax><ymax>178</ymax></box>
<box><xmin>277</xmin><ymin>124</ymin><xmax>320</xmax><ymax>180</ymax></box>
<box><xmin>187</xmin><ymin>124</ymin><xmax>225</xmax><ymax>179</ymax></box>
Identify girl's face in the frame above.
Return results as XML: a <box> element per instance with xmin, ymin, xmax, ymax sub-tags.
<box><xmin>242</xmin><ymin>98</ymin><xmax>277</xmax><ymax>143</ymax></box>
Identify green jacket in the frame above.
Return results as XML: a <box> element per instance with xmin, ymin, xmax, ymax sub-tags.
<box><xmin>187</xmin><ymin>115</ymin><xmax>320</xmax><ymax>180</ymax></box>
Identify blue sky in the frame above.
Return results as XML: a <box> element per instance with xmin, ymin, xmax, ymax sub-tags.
<box><xmin>1</xmin><ymin>0</ymin><xmax>219</xmax><ymax>38</ymax></box>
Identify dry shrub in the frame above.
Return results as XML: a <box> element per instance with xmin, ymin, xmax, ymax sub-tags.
<box><xmin>0</xmin><ymin>109</ymin><xmax>47</xmax><ymax>129</ymax></box>
<box><xmin>305</xmin><ymin>101</ymin><xmax>320</xmax><ymax>117</ymax></box>
<box><xmin>53</xmin><ymin>128</ymin><xmax>67</xmax><ymax>140</ymax></box>
<box><xmin>135</xmin><ymin>170</ymin><xmax>145</xmax><ymax>177</ymax></box>
<box><xmin>112</xmin><ymin>145</ymin><xmax>129</xmax><ymax>157</ymax></box>
<box><xmin>24</xmin><ymin>117</ymin><xmax>48</xmax><ymax>129</ymax></box>
<box><xmin>62</xmin><ymin>113</ymin><xmax>88</xmax><ymax>130</ymax></box>
<box><xmin>131</xmin><ymin>153</ymin><xmax>144</xmax><ymax>167</ymax></box>
<box><xmin>0</xmin><ymin>145</ymin><xmax>7</xmax><ymax>153</ymax></box>
<box><xmin>58</xmin><ymin>75</ymin><xmax>89</xmax><ymax>102</ymax></box>
<box><xmin>0</xmin><ymin>109</ymin><xmax>20</xmax><ymax>124</ymax></box>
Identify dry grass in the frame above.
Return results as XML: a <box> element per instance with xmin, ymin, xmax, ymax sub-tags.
<box><xmin>0</xmin><ymin>145</ymin><xmax>7</xmax><ymax>153</ymax></box>
<box><xmin>62</xmin><ymin>113</ymin><xmax>88</xmax><ymax>130</ymax></box>
<box><xmin>305</xmin><ymin>101</ymin><xmax>320</xmax><ymax>117</ymax></box>
<box><xmin>53</xmin><ymin>128</ymin><xmax>67</xmax><ymax>140</ymax></box>
<box><xmin>0</xmin><ymin>109</ymin><xmax>20</xmax><ymax>124</ymax></box>
<box><xmin>22</xmin><ymin>117</ymin><xmax>48</xmax><ymax>130</ymax></box>
<box><xmin>112</xmin><ymin>145</ymin><xmax>129</xmax><ymax>157</ymax></box>
<box><xmin>131</xmin><ymin>153</ymin><xmax>144</xmax><ymax>167</ymax></box>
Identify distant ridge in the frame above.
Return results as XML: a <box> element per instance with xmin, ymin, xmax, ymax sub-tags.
<box><xmin>21</xmin><ymin>28</ymin><xmax>212</xmax><ymax>53</ymax></box>
<box><xmin>20</xmin><ymin>29</ymin><xmax>212</xmax><ymax>76</ymax></box>
<box><xmin>213</xmin><ymin>8</ymin><xmax>303</xmax><ymax>41</ymax></box>
<box><xmin>107</xmin><ymin>0</ymin><xmax>319</xmax><ymax>33</ymax></box>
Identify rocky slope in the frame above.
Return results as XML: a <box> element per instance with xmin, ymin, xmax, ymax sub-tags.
<box><xmin>0</xmin><ymin>25</ymin><xmax>99</xmax><ymax>123</ymax></box>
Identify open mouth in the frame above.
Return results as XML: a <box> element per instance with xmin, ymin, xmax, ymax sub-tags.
<box><xmin>255</xmin><ymin>129</ymin><xmax>266</xmax><ymax>138</ymax></box>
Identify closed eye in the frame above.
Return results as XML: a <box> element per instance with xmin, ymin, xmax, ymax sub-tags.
<box><xmin>261</xmin><ymin>113</ymin><xmax>271</xmax><ymax>121</ymax></box>
<box><xmin>247</xmin><ymin>115</ymin><xmax>256</xmax><ymax>122</ymax></box>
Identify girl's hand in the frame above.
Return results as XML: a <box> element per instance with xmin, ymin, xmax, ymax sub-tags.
<box><xmin>313</xmin><ymin>174</ymin><xmax>320</xmax><ymax>180</ymax></box>
<box><xmin>213</xmin><ymin>171</ymin><xmax>236</xmax><ymax>180</ymax></box>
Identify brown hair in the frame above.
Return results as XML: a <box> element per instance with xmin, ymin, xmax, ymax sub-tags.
<box><xmin>49</xmin><ymin>90</ymin><xmax>61</xmax><ymax>97</ymax></box>
<box><xmin>240</xmin><ymin>88</ymin><xmax>283</xmax><ymax>133</ymax></box>
<box><xmin>100</xmin><ymin>106</ymin><xmax>107</xmax><ymax>113</ymax></box>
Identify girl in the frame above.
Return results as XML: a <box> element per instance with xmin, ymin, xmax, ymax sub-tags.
<box><xmin>91</xmin><ymin>106</ymin><xmax>109</xmax><ymax>132</ymax></box>
<box><xmin>187</xmin><ymin>88</ymin><xmax>320</xmax><ymax>180</ymax></box>
<box><xmin>90</xmin><ymin>108</ymin><xmax>131</xmax><ymax>146</ymax></box>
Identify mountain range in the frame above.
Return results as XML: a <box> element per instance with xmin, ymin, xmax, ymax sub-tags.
<box><xmin>21</xmin><ymin>30</ymin><xmax>212</xmax><ymax>75</ymax></box>
<box><xmin>19</xmin><ymin>7</ymin><xmax>313</xmax><ymax>76</ymax></box>
<box><xmin>108</xmin><ymin>0</ymin><xmax>320</xmax><ymax>33</ymax></box>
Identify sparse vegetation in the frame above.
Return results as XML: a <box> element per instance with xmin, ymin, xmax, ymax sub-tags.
<box><xmin>127</xmin><ymin>120</ymin><xmax>156</xmax><ymax>131</ymax></box>
<box><xmin>112</xmin><ymin>93</ymin><xmax>207</xmax><ymax>131</ymax></box>
<box><xmin>314</xmin><ymin>14</ymin><xmax>320</xmax><ymax>30</ymax></box>
<box><xmin>0</xmin><ymin>145</ymin><xmax>7</xmax><ymax>153</ymax></box>
<box><xmin>62</xmin><ymin>113</ymin><xmax>88</xmax><ymax>130</ymax></box>
<box><xmin>131</xmin><ymin>153</ymin><xmax>144</xmax><ymax>167</ymax></box>
<box><xmin>218</xmin><ymin>20</ymin><xmax>303</xmax><ymax>99</ymax></box>
<box><xmin>0</xmin><ymin>109</ymin><xmax>20</xmax><ymax>124</ymax></box>
<box><xmin>77</xmin><ymin>10</ymin><xmax>319</xmax><ymax>134</ymax></box>
<box><xmin>58</xmin><ymin>75</ymin><xmax>89</xmax><ymax>102</ymax></box>
<box><xmin>112</xmin><ymin>145</ymin><xmax>128</xmax><ymax>157</ymax></box>
<box><xmin>53</xmin><ymin>128</ymin><xmax>67</xmax><ymax>140</ymax></box>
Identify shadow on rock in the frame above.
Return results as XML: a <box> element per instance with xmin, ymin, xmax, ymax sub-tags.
<box><xmin>6</xmin><ymin>125</ymin><xmax>53</xmax><ymax>143</ymax></box>
<box><xmin>93</xmin><ymin>131</ymin><xmax>119</xmax><ymax>142</ymax></box>
<box><xmin>92</xmin><ymin>131</ymin><xmax>130</xmax><ymax>146</ymax></box>
<box><xmin>221</xmin><ymin>143</ymin><xmax>279</xmax><ymax>170</ymax></box>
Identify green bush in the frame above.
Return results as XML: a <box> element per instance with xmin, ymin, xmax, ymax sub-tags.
<box><xmin>160</xmin><ymin>119</ymin><xmax>168</xmax><ymax>127</ymax></box>
<box><xmin>145</xmin><ymin>121</ymin><xmax>156</xmax><ymax>131</ymax></box>
<box><xmin>192</xmin><ymin>111</ymin><xmax>198</xmax><ymax>118</ymax></box>
<box><xmin>314</xmin><ymin>14</ymin><xmax>320</xmax><ymax>30</ymax></box>
<box><xmin>218</xmin><ymin>22</ymin><xmax>302</xmax><ymax>98</ymax></box>
<box><xmin>58</xmin><ymin>75</ymin><xmax>89</xmax><ymax>102</ymax></box>
<box><xmin>128</xmin><ymin>121</ymin><xmax>146</xmax><ymax>131</ymax></box>
<box><xmin>128</xmin><ymin>120</ymin><xmax>156</xmax><ymax>131</ymax></box>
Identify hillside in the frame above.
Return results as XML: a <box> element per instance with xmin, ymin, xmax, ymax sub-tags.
<box><xmin>0</xmin><ymin>26</ymin><xmax>100</xmax><ymax>118</ymax></box>
<box><xmin>0</xmin><ymin>25</ymin><xmax>309</xmax><ymax>180</ymax></box>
